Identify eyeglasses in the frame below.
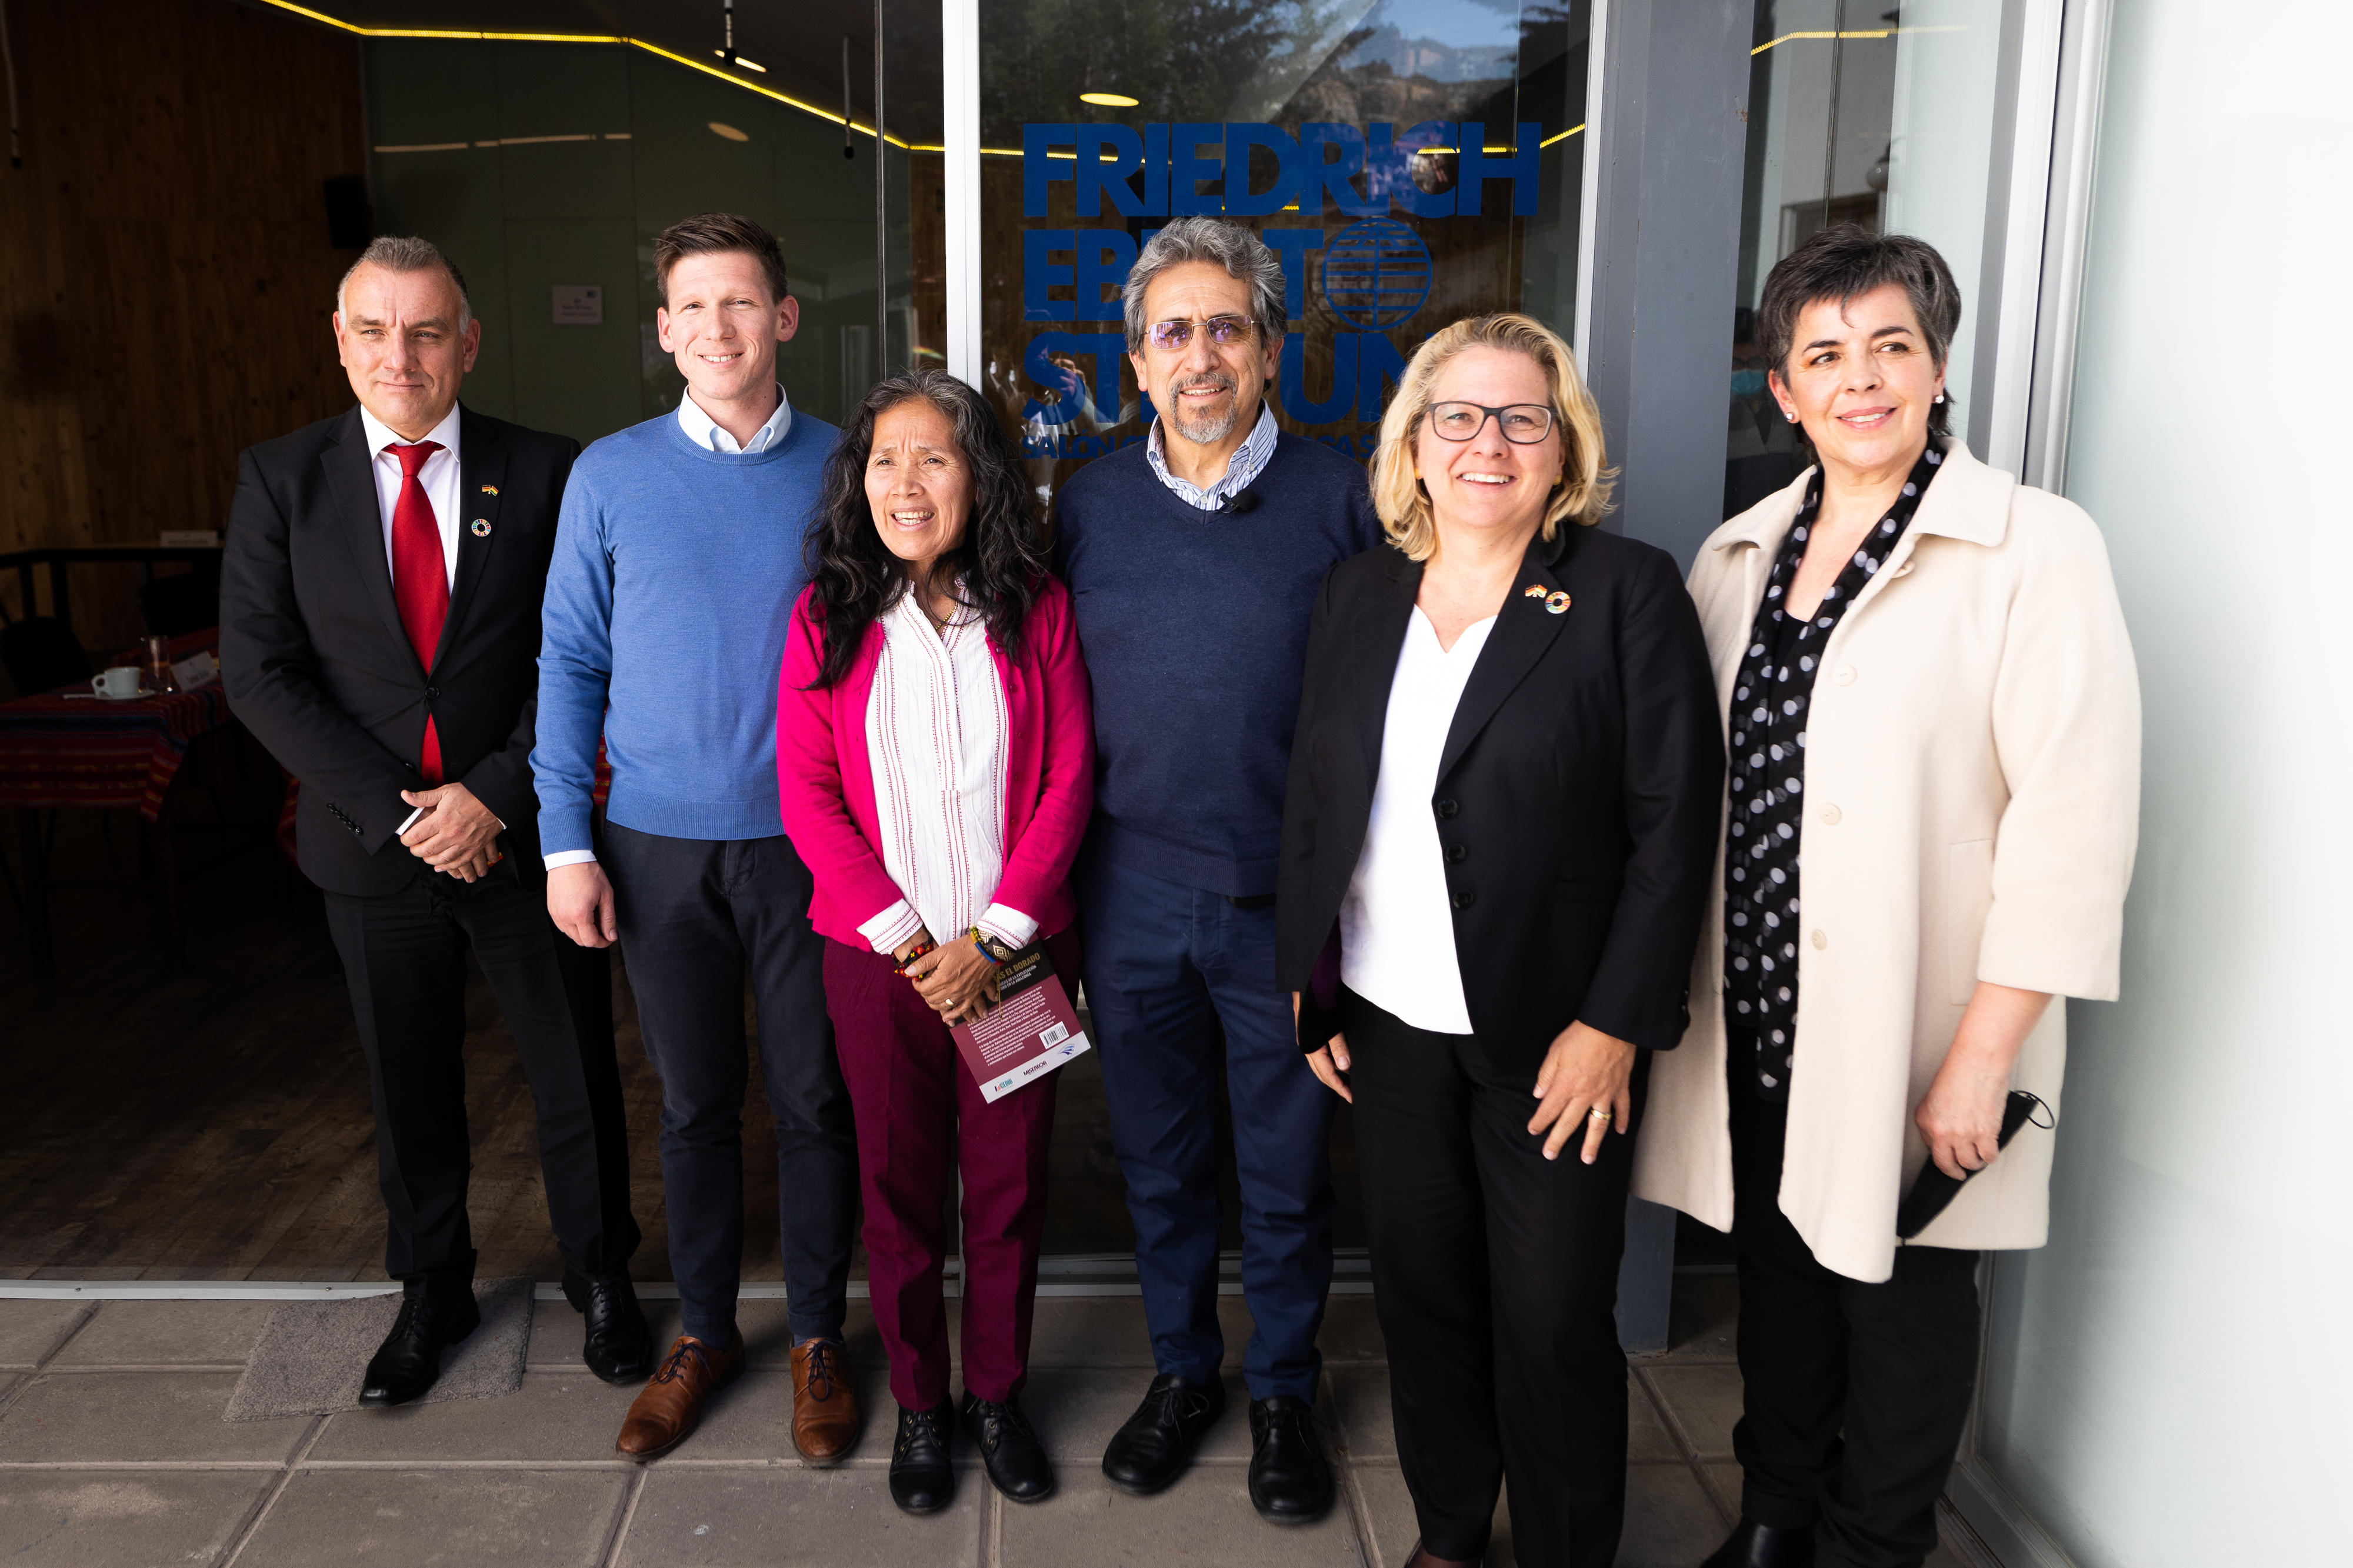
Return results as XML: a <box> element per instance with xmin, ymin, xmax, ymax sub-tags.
<box><xmin>1428</xmin><ymin>402</ymin><xmax>1555</xmax><ymax>444</ymax></box>
<box><xmin>1145</xmin><ymin>315</ymin><xmax>1255</xmax><ymax>352</ymax></box>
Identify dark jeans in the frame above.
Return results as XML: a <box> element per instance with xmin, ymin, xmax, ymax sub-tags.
<box><xmin>601</xmin><ymin>822</ymin><xmax>857</xmax><ymax>1346</ymax></box>
<box><xmin>1727</xmin><ymin>1040</ymin><xmax>1981</xmax><ymax>1568</ymax></box>
<box><xmin>1078</xmin><ymin>853</ymin><xmax>1335</xmax><ymax>1402</ymax></box>
<box><xmin>324</xmin><ymin>865</ymin><xmax>638</xmax><ymax>1284</ymax></box>
<box><xmin>1343</xmin><ymin>986</ymin><xmax>1644</xmax><ymax>1568</ymax></box>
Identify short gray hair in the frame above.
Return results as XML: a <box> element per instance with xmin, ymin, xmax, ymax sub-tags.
<box><xmin>1755</xmin><ymin>225</ymin><xmax>1961</xmax><ymax>444</ymax></box>
<box><xmin>336</xmin><ymin>236</ymin><xmax>472</xmax><ymax>330</ymax></box>
<box><xmin>1120</xmin><ymin>217</ymin><xmax>1285</xmax><ymax>354</ymax></box>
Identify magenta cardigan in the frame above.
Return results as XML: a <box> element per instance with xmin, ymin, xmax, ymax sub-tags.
<box><xmin>775</xmin><ymin>578</ymin><xmax>1095</xmax><ymax>950</ymax></box>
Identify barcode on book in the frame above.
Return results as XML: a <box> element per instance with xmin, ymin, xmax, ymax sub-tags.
<box><xmin>1039</xmin><ymin>1023</ymin><xmax>1069</xmax><ymax>1049</ymax></box>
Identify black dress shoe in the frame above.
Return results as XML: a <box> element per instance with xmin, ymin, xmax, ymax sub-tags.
<box><xmin>889</xmin><ymin>1401</ymin><xmax>958</xmax><ymax>1515</ymax></box>
<box><xmin>358</xmin><ymin>1279</ymin><xmax>481</xmax><ymax>1407</ymax></box>
<box><xmin>961</xmin><ymin>1391</ymin><xmax>1054</xmax><ymax>1502</ymax></box>
<box><xmin>1101</xmin><ymin>1372</ymin><xmax>1226</xmax><ymax>1496</ymax></box>
<box><xmin>562</xmin><ymin>1266</ymin><xmax>654</xmax><ymax>1385</ymax></box>
<box><xmin>1701</xmin><ymin>1519</ymin><xmax>1817</xmax><ymax>1568</ymax></box>
<box><xmin>1247</xmin><ymin>1394</ymin><xmax>1334</xmax><ymax>1523</ymax></box>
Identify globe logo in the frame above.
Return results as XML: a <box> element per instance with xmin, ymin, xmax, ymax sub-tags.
<box><xmin>1320</xmin><ymin>218</ymin><xmax>1432</xmax><ymax>331</ymax></box>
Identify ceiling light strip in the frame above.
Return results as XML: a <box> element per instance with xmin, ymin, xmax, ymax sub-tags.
<box><xmin>253</xmin><ymin>0</ymin><xmax>912</xmax><ymax>149</ymax></box>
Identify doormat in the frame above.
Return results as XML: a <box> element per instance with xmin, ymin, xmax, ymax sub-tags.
<box><xmin>224</xmin><ymin>1277</ymin><xmax>534</xmax><ymax>1422</ymax></box>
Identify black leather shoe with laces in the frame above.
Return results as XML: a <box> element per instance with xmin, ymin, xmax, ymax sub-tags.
<box><xmin>961</xmin><ymin>1391</ymin><xmax>1054</xmax><ymax>1502</ymax></box>
<box><xmin>358</xmin><ymin>1277</ymin><xmax>481</xmax><ymax>1407</ymax></box>
<box><xmin>1101</xmin><ymin>1372</ymin><xmax>1227</xmax><ymax>1495</ymax></box>
<box><xmin>562</xmin><ymin>1266</ymin><xmax>654</xmax><ymax>1385</ymax></box>
<box><xmin>1247</xmin><ymin>1394</ymin><xmax>1334</xmax><ymax>1523</ymax></box>
<box><xmin>889</xmin><ymin>1401</ymin><xmax>958</xmax><ymax>1514</ymax></box>
<box><xmin>1701</xmin><ymin>1520</ymin><xmax>1817</xmax><ymax>1568</ymax></box>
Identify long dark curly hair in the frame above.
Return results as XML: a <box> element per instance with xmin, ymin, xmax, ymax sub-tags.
<box><xmin>804</xmin><ymin>369</ymin><xmax>1048</xmax><ymax>688</ymax></box>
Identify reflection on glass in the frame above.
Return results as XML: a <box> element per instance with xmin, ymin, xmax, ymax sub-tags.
<box><xmin>978</xmin><ymin>0</ymin><xmax>1590</xmax><ymax>505</ymax></box>
<box><xmin>1726</xmin><ymin>1</ymin><xmax>2015</xmax><ymax>519</ymax></box>
<box><xmin>361</xmin><ymin>7</ymin><xmax>944</xmax><ymax>442</ymax></box>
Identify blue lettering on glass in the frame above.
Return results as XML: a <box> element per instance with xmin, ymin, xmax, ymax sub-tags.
<box><xmin>1019</xmin><ymin>121</ymin><xmax>1540</xmax><ymax>435</ymax></box>
<box><xmin>1022</xmin><ymin>121</ymin><xmax>1540</xmax><ymax>221</ymax></box>
<box><xmin>1321</xmin><ymin>219</ymin><xmax>1431</xmax><ymax>331</ymax></box>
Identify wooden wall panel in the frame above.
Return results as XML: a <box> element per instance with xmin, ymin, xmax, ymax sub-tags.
<box><xmin>0</xmin><ymin>0</ymin><xmax>365</xmax><ymax>646</ymax></box>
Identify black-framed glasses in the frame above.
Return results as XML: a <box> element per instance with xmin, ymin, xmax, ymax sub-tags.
<box><xmin>1428</xmin><ymin>401</ymin><xmax>1555</xmax><ymax>444</ymax></box>
<box><xmin>1146</xmin><ymin>315</ymin><xmax>1255</xmax><ymax>352</ymax></box>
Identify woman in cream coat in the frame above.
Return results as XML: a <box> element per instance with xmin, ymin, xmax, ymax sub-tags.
<box><xmin>1633</xmin><ymin>226</ymin><xmax>2139</xmax><ymax>1568</ymax></box>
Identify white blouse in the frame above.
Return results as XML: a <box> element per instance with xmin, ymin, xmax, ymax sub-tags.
<box><xmin>1339</xmin><ymin>606</ymin><xmax>1496</xmax><ymax>1035</ymax></box>
<box><xmin>854</xmin><ymin>590</ymin><xmax>1036</xmax><ymax>955</ymax></box>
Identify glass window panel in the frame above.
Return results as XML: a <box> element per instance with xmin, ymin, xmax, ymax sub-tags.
<box><xmin>976</xmin><ymin>0</ymin><xmax>1592</xmax><ymax>505</ymax></box>
<box><xmin>1725</xmin><ymin>0</ymin><xmax>2019</xmax><ymax>521</ymax></box>
<box><xmin>361</xmin><ymin>8</ymin><xmax>944</xmax><ymax>444</ymax></box>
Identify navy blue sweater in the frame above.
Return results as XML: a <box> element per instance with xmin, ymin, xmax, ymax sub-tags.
<box><xmin>1052</xmin><ymin>430</ymin><xmax>1382</xmax><ymax>896</ymax></box>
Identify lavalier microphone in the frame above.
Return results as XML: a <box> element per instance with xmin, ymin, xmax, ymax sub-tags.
<box><xmin>1218</xmin><ymin>490</ymin><xmax>1259</xmax><ymax>515</ymax></box>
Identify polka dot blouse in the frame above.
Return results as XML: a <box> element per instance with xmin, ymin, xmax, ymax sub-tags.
<box><xmin>1724</xmin><ymin>439</ymin><xmax>1945</xmax><ymax>1101</ymax></box>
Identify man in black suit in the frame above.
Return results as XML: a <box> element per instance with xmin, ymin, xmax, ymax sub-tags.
<box><xmin>221</xmin><ymin>236</ymin><xmax>650</xmax><ymax>1406</ymax></box>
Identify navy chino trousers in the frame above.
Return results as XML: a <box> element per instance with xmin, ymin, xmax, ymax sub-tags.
<box><xmin>1078</xmin><ymin>853</ymin><xmax>1336</xmax><ymax>1402</ymax></box>
<box><xmin>601</xmin><ymin>820</ymin><xmax>859</xmax><ymax>1347</ymax></box>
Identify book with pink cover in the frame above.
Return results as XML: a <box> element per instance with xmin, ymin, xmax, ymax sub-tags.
<box><xmin>951</xmin><ymin>943</ymin><xmax>1092</xmax><ymax>1103</ymax></box>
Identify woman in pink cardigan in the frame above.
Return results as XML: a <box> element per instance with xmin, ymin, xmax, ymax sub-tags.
<box><xmin>775</xmin><ymin>369</ymin><xmax>1092</xmax><ymax>1517</ymax></box>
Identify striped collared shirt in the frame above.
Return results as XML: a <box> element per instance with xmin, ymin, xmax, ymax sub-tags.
<box><xmin>1144</xmin><ymin>400</ymin><xmax>1279</xmax><ymax>511</ymax></box>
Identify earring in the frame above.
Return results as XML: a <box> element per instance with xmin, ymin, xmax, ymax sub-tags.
<box><xmin>1785</xmin><ymin>411</ymin><xmax>1799</xmax><ymax>423</ymax></box>
<box><xmin>1934</xmin><ymin>392</ymin><xmax>1945</xmax><ymax>404</ymax></box>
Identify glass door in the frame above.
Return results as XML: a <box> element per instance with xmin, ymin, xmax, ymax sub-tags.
<box><xmin>973</xmin><ymin>0</ymin><xmax>1595</xmax><ymax>505</ymax></box>
<box><xmin>359</xmin><ymin>2</ymin><xmax>945</xmax><ymax>443</ymax></box>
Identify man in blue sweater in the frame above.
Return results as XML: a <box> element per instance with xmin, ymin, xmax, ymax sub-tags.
<box><xmin>534</xmin><ymin>215</ymin><xmax>861</xmax><ymax>1464</ymax></box>
<box><xmin>1051</xmin><ymin>218</ymin><xmax>1381</xmax><ymax>1524</ymax></box>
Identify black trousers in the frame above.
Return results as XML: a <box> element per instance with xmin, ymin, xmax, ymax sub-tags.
<box><xmin>1727</xmin><ymin>1046</ymin><xmax>1981</xmax><ymax>1568</ymax></box>
<box><xmin>323</xmin><ymin>865</ymin><xmax>639</xmax><ymax>1284</ymax></box>
<box><xmin>1341</xmin><ymin>987</ymin><xmax>1646</xmax><ymax>1568</ymax></box>
<box><xmin>600</xmin><ymin>821</ymin><xmax>857</xmax><ymax>1346</ymax></box>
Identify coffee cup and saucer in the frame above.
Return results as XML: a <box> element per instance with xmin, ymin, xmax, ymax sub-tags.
<box><xmin>88</xmin><ymin>666</ymin><xmax>152</xmax><ymax>700</ymax></box>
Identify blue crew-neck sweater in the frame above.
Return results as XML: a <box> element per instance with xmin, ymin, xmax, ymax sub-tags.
<box><xmin>1051</xmin><ymin>429</ymin><xmax>1381</xmax><ymax>896</ymax></box>
<box><xmin>534</xmin><ymin>408</ymin><xmax>839</xmax><ymax>855</ymax></box>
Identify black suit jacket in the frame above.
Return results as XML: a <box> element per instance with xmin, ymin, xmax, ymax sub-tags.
<box><xmin>1277</xmin><ymin>524</ymin><xmax>1724</xmax><ymax>1065</ymax></box>
<box><xmin>221</xmin><ymin>404</ymin><xmax>580</xmax><ymax>897</ymax></box>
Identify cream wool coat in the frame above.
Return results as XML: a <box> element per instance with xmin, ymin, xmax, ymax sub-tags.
<box><xmin>1630</xmin><ymin>441</ymin><xmax>2140</xmax><ymax>1284</ymax></box>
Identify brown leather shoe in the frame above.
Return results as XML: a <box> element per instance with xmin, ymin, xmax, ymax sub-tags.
<box><xmin>615</xmin><ymin>1331</ymin><xmax>744</xmax><ymax>1461</ymax></box>
<box><xmin>789</xmin><ymin>1337</ymin><xmax>864</xmax><ymax>1464</ymax></box>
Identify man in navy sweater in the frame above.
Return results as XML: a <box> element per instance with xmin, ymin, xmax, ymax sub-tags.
<box><xmin>1051</xmin><ymin>218</ymin><xmax>1381</xmax><ymax>1523</ymax></box>
<box><xmin>535</xmin><ymin>215</ymin><xmax>861</xmax><ymax>1464</ymax></box>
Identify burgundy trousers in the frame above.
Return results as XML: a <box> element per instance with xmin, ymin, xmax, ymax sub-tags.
<box><xmin>822</xmin><ymin>928</ymin><xmax>1073</xmax><ymax>1410</ymax></box>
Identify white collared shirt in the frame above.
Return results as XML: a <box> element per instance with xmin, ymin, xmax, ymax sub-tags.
<box><xmin>676</xmin><ymin>383</ymin><xmax>793</xmax><ymax>453</ymax></box>
<box><xmin>1339</xmin><ymin>606</ymin><xmax>1498</xmax><ymax>1034</ymax></box>
<box><xmin>359</xmin><ymin>402</ymin><xmax>464</xmax><ymax>593</ymax></box>
<box><xmin>854</xmin><ymin>589</ymin><xmax>1035</xmax><ymax>956</ymax></box>
<box><xmin>1145</xmin><ymin>400</ymin><xmax>1279</xmax><ymax>511</ymax></box>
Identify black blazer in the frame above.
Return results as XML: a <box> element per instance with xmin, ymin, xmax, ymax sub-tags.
<box><xmin>1277</xmin><ymin>524</ymin><xmax>1724</xmax><ymax>1065</ymax></box>
<box><xmin>221</xmin><ymin>404</ymin><xmax>580</xmax><ymax>897</ymax></box>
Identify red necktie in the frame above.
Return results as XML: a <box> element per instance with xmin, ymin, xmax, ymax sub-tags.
<box><xmin>388</xmin><ymin>441</ymin><xmax>449</xmax><ymax>785</ymax></box>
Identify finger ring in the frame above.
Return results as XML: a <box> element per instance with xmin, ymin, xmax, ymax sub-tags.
<box><xmin>1588</xmin><ymin>1106</ymin><xmax>1611</xmax><ymax>1123</ymax></box>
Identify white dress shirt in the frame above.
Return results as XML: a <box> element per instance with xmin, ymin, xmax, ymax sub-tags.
<box><xmin>1339</xmin><ymin>606</ymin><xmax>1498</xmax><ymax>1035</ymax></box>
<box><xmin>855</xmin><ymin>590</ymin><xmax>1035</xmax><ymax>956</ymax></box>
<box><xmin>1144</xmin><ymin>400</ymin><xmax>1279</xmax><ymax>511</ymax></box>
<box><xmin>676</xmin><ymin>383</ymin><xmax>793</xmax><ymax>453</ymax></box>
<box><xmin>544</xmin><ymin>386</ymin><xmax>795</xmax><ymax>871</ymax></box>
<box><xmin>359</xmin><ymin>402</ymin><xmax>464</xmax><ymax>593</ymax></box>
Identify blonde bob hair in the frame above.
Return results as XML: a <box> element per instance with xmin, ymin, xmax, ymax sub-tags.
<box><xmin>1369</xmin><ymin>312</ymin><xmax>1613</xmax><ymax>561</ymax></box>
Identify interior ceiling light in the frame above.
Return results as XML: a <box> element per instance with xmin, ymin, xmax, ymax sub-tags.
<box><xmin>1079</xmin><ymin>92</ymin><xmax>1139</xmax><ymax>107</ymax></box>
<box><xmin>714</xmin><ymin>50</ymin><xmax>766</xmax><ymax>72</ymax></box>
<box><xmin>709</xmin><ymin>121</ymin><xmax>749</xmax><ymax>142</ymax></box>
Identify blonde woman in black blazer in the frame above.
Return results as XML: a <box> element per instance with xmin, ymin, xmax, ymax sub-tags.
<box><xmin>1277</xmin><ymin>312</ymin><xmax>1721</xmax><ymax>1568</ymax></box>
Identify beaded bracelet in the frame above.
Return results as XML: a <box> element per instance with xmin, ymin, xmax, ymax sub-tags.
<box><xmin>968</xmin><ymin>926</ymin><xmax>1009</xmax><ymax>965</ymax></box>
<box><xmin>891</xmin><ymin>937</ymin><xmax>938</xmax><ymax>976</ymax></box>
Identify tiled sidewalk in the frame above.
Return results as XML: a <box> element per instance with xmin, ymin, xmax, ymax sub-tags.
<box><xmin>0</xmin><ymin>1282</ymin><xmax>1973</xmax><ymax>1566</ymax></box>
